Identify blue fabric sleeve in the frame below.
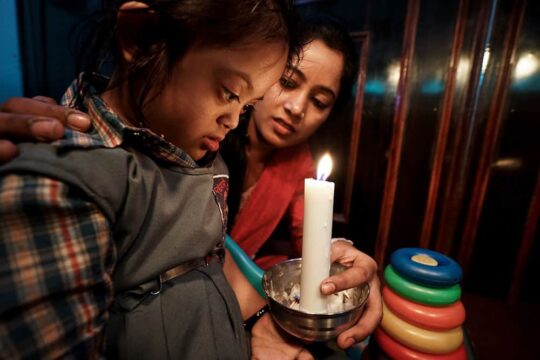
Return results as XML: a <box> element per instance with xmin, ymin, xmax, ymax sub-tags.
<box><xmin>225</xmin><ymin>234</ymin><xmax>266</xmax><ymax>298</ymax></box>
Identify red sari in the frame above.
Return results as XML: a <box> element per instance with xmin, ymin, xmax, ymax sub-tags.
<box><xmin>230</xmin><ymin>142</ymin><xmax>315</xmax><ymax>270</ymax></box>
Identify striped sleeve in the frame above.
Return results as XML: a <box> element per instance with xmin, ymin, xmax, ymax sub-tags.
<box><xmin>0</xmin><ymin>174</ymin><xmax>115</xmax><ymax>359</ymax></box>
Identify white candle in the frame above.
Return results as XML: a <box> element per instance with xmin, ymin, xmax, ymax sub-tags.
<box><xmin>300</xmin><ymin>154</ymin><xmax>335</xmax><ymax>313</ymax></box>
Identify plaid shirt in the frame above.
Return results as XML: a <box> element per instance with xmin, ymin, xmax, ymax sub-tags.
<box><xmin>0</xmin><ymin>74</ymin><xmax>204</xmax><ymax>358</ymax></box>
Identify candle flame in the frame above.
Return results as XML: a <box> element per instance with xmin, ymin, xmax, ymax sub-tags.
<box><xmin>317</xmin><ymin>153</ymin><xmax>333</xmax><ymax>181</ymax></box>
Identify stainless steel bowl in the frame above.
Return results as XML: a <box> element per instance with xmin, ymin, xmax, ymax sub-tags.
<box><xmin>262</xmin><ymin>258</ymin><xmax>370</xmax><ymax>342</ymax></box>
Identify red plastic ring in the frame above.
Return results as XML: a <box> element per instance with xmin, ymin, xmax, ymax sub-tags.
<box><xmin>383</xmin><ymin>287</ymin><xmax>466</xmax><ymax>330</ymax></box>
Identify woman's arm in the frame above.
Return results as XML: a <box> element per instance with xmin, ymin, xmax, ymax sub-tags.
<box><xmin>223</xmin><ymin>248</ymin><xmax>267</xmax><ymax>319</ymax></box>
<box><xmin>0</xmin><ymin>174</ymin><xmax>114</xmax><ymax>358</ymax></box>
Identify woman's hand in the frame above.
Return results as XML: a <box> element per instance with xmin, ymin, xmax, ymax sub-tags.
<box><xmin>250</xmin><ymin>313</ymin><xmax>314</xmax><ymax>360</ymax></box>
<box><xmin>0</xmin><ymin>96</ymin><xmax>91</xmax><ymax>163</ymax></box>
<box><xmin>321</xmin><ymin>239</ymin><xmax>383</xmax><ymax>350</ymax></box>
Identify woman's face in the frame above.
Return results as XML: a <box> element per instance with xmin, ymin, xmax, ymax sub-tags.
<box><xmin>250</xmin><ymin>39</ymin><xmax>344</xmax><ymax>148</ymax></box>
<box><xmin>142</xmin><ymin>41</ymin><xmax>288</xmax><ymax>161</ymax></box>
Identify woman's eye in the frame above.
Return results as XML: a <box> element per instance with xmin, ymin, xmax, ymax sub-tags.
<box><xmin>223</xmin><ymin>87</ymin><xmax>240</xmax><ymax>102</ymax></box>
<box><xmin>313</xmin><ymin>98</ymin><xmax>329</xmax><ymax>110</ymax></box>
<box><xmin>280</xmin><ymin>77</ymin><xmax>296</xmax><ymax>89</ymax></box>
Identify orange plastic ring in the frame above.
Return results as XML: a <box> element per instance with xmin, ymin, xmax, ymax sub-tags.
<box><xmin>380</xmin><ymin>302</ymin><xmax>463</xmax><ymax>354</ymax></box>
<box><xmin>375</xmin><ymin>328</ymin><xmax>467</xmax><ymax>360</ymax></box>
<box><xmin>383</xmin><ymin>287</ymin><xmax>466</xmax><ymax>330</ymax></box>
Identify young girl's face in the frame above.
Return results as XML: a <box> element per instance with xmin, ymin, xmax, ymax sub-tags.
<box><xmin>143</xmin><ymin>41</ymin><xmax>288</xmax><ymax>161</ymax></box>
<box><xmin>250</xmin><ymin>39</ymin><xmax>344</xmax><ymax>148</ymax></box>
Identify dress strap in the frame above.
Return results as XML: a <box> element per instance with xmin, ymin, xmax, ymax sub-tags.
<box><xmin>114</xmin><ymin>247</ymin><xmax>225</xmax><ymax>311</ymax></box>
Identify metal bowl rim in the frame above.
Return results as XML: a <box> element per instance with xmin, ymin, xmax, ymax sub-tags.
<box><xmin>262</xmin><ymin>258</ymin><xmax>371</xmax><ymax>318</ymax></box>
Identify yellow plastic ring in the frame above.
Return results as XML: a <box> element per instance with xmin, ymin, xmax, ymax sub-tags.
<box><xmin>380</xmin><ymin>301</ymin><xmax>463</xmax><ymax>354</ymax></box>
<box><xmin>375</xmin><ymin>328</ymin><xmax>467</xmax><ymax>360</ymax></box>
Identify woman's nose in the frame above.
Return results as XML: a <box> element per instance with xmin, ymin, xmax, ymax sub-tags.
<box><xmin>284</xmin><ymin>100</ymin><xmax>305</xmax><ymax>121</ymax></box>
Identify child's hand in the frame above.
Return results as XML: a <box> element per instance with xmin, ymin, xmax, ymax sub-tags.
<box><xmin>0</xmin><ymin>96</ymin><xmax>91</xmax><ymax>163</ymax></box>
<box><xmin>321</xmin><ymin>239</ymin><xmax>383</xmax><ymax>350</ymax></box>
<box><xmin>250</xmin><ymin>313</ymin><xmax>313</xmax><ymax>360</ymax></box>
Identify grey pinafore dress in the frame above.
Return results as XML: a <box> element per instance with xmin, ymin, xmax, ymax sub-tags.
<box><xmin>2</xmin><ymin>140</ymin><xmax>250</xmax><ymax>359</ymax></box>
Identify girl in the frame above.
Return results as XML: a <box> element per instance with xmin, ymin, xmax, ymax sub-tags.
<box><xmin>0</xmin><ymin>1</ymin><xmax>302</xmax><ymax>358</ymax></box>
<box><xmin>0</xmin><ymin>12</ymin><xmax>382</xmax><ymax>356</ymax></box>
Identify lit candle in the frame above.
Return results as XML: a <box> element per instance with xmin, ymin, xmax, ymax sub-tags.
<box><xmin>300</xmin><ymin>153</ymin><xmax>335</xmax><ymax>313</ymax></box>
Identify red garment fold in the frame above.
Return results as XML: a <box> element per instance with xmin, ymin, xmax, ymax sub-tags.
<box><xmin>230</xmin><ymin>142</ymin><xmax>314</xmax><ymax>269</ymax></box>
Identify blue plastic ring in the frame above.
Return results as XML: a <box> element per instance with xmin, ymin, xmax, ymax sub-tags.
<box><xmin>390</xmin><ymin>248</ymin><xmax>463</xmax><ymax>287</ymax></box>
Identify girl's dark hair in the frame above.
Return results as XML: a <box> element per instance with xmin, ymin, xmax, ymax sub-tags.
<box><xmin>72</xmin><ymin>0</ymin><xmax>300</xmax><ymax>112</ymax></box>
<box><xmin>295</xmin><ymin>16</ymin><xmax>359</xmax><ymax>110</ymax></box>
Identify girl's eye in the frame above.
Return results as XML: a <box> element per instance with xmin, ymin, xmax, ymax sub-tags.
<box><xmin>223</xmin><ymin>87</ymin><xmax>240</xmax><ymax>102</ymax></box>
<box><xmin>280</xmin><ymin>77</ymin><xmax>296</xmax><ymax>89</ymax></box>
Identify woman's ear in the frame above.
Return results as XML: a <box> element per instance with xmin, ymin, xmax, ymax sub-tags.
<box><xmin>117</xmin><ymin>1</ymin><xmax>158</xmax><ymax>63</ymax></box>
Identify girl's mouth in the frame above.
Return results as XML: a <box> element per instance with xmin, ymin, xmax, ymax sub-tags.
<box><xmin>202</xmin><ymin>137</ymin><xmax>221</xmax><ymax>152</ymax></box>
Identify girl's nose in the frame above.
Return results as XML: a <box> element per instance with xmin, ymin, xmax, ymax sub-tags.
<box><xmin>219</xmin><ymin>110</ymin><xmax>240</xmax><ymax>130</ymax></box>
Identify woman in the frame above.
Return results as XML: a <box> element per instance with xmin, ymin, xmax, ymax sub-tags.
<box><xmin>218</xmin><ymin>18</ymin><xmax>381</xmax><ymax>350</ymax></box>
<box><xmin>223</xmin><ymin>18</ymin><xmax>359</xmax><ymax>269</ymax></box>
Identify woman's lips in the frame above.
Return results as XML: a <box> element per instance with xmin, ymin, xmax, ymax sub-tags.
<box><xmin>272</xmin><ymin>117</ymin><xmax>295</xmax><ymax>136</ymax></box>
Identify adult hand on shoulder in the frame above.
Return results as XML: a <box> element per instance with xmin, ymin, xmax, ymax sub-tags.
<box><xmin>250</xmin><ymin>313</ymin><xmax>314</xmax><ymax>360</ymax></box>
<box><xmin>0</xmin><ymin>96</ymin><xmax>91</xmax><ymax>163</ymax></box>
<box><xmin>322</xmin><ymin>239</ymin><xmax>383</xmax><ymax>350</ymax></box>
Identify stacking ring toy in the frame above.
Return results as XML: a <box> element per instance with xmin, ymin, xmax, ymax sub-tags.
<box><xmin>390</xmin><ymin>248</ymin><xmax>463</xmax><ymax>286</ymax></box>
<box><xmin>381</xmin><ymin>302</ymin><xmax>463</xmax><ymax>354</ymax></box>
<box><xmin>384</xmin><ymin>265</ymin><xmax>461</xmax><ymax>306</ymax></box>
<box><xmin>383</xmin><ymin>287</ymin><xmax>466</xmax><ymax>330</ymax></box>
<box><xmin>375</xmin><ymin>328</ymin><xmax>467</xmax><ymax>360</ymax></box>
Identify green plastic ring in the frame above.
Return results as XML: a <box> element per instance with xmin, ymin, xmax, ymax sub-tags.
<box><xmin>384</xmin><ymin>265</ymin><xmax>461</xmax><ymax>306</ymax></box>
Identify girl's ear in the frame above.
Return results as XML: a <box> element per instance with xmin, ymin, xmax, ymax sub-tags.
<box><xmin>117</xmin><ymin>1</ymin><xmax>158</xmax><ymax>63</ymax></box>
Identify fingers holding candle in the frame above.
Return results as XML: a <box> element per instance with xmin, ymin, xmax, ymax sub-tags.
<box><xmin>336</xmin><ymin>272</ymin><xmax>383</xmax><ymax>349</ymax></box>
<box><xmin>320</xmin><ymin>240</ymin><xmax>383</xmax><ymax>349</ymax></box>
<box><xmin>321</xmin><ymin>240</ymin><xmax>378</xmax><ymax>295</ymax></box>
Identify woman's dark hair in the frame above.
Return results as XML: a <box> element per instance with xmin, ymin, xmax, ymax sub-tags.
<box><xmin>295</xmin><ymin>16</ymin><xmax>359</xmax><ymax>110</ymax></box>
<box><xmin>223</xmin><ymin>16</ymin><xmax>359</xmax><ymax>230</ymax></box>
<box><xmin>72</xmin><ymin>0</ymin><xmax>300</xmax><ymax>112</ymax></box>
